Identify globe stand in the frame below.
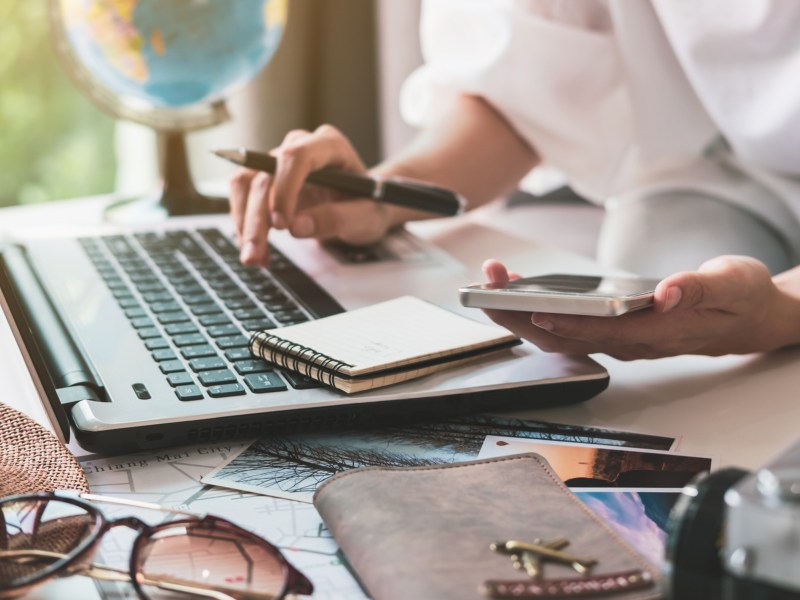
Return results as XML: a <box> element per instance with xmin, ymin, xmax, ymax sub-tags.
<box><xmin>104</xmin><ymin>131</ymin><xmax>228</xmax><ymax>223</ymax></box>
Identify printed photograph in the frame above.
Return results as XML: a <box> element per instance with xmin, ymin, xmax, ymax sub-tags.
<box><xmin>202</xmin><ymin>414</ymin><xmax>676</xmax><ymax>501</ymax></box>
<box><xmin>575</xmin><ymin>490</ymin><xmax>680</xmax><ymax>567</ymax></box>
<box><xmin>479</xmin><ymin>435</ymin><xmax>713</xmax><ymax>488</ymax></box>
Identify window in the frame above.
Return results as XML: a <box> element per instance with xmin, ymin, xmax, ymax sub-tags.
<box><xmin>0</xmin><ymin>1</ymin><xmax>116</xmax><ymax>207</ymax></box>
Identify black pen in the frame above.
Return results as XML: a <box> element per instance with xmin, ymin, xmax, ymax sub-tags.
<box><xmin>213</xmin><ymin>148</ymin><xmax>465</xmax><ymax>216</ymax></box>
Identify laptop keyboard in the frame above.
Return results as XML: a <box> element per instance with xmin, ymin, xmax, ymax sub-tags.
<box><xmin>77</xmin><ymin>227</ymin><xmax>343</xmax><ymax>401</ymax></box>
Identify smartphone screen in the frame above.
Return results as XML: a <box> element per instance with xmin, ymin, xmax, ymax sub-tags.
<box><xmin>501</xmin><ymin>274</ymin><xmax>658</xmax><ymax>296</ymax></box>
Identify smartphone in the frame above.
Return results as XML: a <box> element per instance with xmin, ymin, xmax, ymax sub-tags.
<box><xmin>459</xmin><ymin>273</ymin><xmax>661</xmax><ymax>317</ymax></box>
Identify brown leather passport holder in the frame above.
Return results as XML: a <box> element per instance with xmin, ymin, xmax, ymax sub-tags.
<box><xmin>313</xmin><ymin>453</ymin><xmax>662</xmax><ymax>600</ymax></box>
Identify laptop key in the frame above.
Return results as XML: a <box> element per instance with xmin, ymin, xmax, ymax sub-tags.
<box><xmin>282</xmin><ymin>369</ymin><xmax>324</xmax><ymax>390</ymax></box>
<box><xmin>105</xmin><ymin>278</ymin><xmax>129</xmax><ymax>290</ymax></box>
<box><xmin>112</xmin><ymin>288</ymin><xmax>134</xmax><ymax>300</ymax></box>
<box><xmin>159</xmin><ymin>360</ymin><xmax>185</xmax><ymax>374</ymax></box>
<box><xmin>117</xmin><ymin>297</ymin><xmax>140</xmax><ymax>309</ymax></box>
<box><xmin>172</xmin><ymin>333</ymin><xmax>207</xmax><ymax>347</ymax></box>
<box><xmin>243</xmin><ymin>372</ymin><xmax>288</xmax><ymax>393</ymax></box>
<box><xmin>174</xmin><ymin>282</ymin><xmax>204</xmax><ymax>296</ymax></box>
<box><xmin>136</xmin><ymin>282</ymin><xmax>166</xmax><ymax>293</ymax></box>
<box><xmin>142</xmin><ymin>291</ymin><xmax>174</xmax><ymax>303</ymax></box>
<box><xmin>199</xmin><ymin>314</ymin><xmax>231</xmax><ymax>327</ymax></box>
<box><xmin>145</xmin><ymin>337</ymin><xmax>170</xmax><ymax>350</ymax></box>
<box><xmin>224</xmin><ymin>348</ymin><xmax>252</xmax><ymax>361</ymax></box>
<box><xmin>130</xmin><ymin>317</ymin><xmax>155</xmax><ymax>329</ymax></box>
<box><xmin>215</xmin><ymin>335</ymin><xmax>249</xmax><ymax>349</ymax></box>
<box><xmin>232</xmin><ymin>308</ymin><xmax>265</xmax><ymax>321</ymax></box>
<box><xmin>137</xmin><ymin>327</ymin><xmax>161</xmax><ymax>339</ymax></box>
<box><xmin>181</xmin><ymin>345</ymin><xmax>217</xmax><ymax>359</ymax></box>
<box><xmin>124</xmin><ymin>307</ymin><xmax>147</xmax><ymax>319</ymax></box>
<box><xmin>181</xmin><ymin>292</ymin><xmax>213</xmax><ymax>305</ymax></box>
<box><xmin>198</xmin><ymin>369</ymin><xmax>237</xmax><ymax>386</ymax></box>
<box><xmin>224</xmin><ymin>298</ymin><xmax>258</xmax><ymax>311</ymax></box>
<box><xmin>167</xmin><ymin>372</ymin><xmax>194</xmax><ymax>387</ymax></box>
<box><xmin>191</xmin><ymin>303</ymin><xmax>223</xmax><ymax>316</ymax></box>
<box><xmin>151</xmin><ymin>349</ymin><xmax>177</xmax><ymax>362</ymax></box>
<box><xmin>157</xmin><ymin>310</ymin><xmax>190</xmax><ymax>324</ymax></box>
<box><xmin>207</xmin><ymin>383</ymin><xmax>246</xmax><ymax>398</ymax></box>
<box><xmin>215</xmin><ymin>287</ymin><xmax>248</xmax><ymax>300</ymax></box>
<box><xmin>239</xmin><ymin>318</ymin><xmax>276</xmax><ymax>331</ymax></box>
<box><xmin>233</xmin><ymin>359</ymin><xmax>272</xmax><ymax>375</ymax></box>
<box><xmin>207</xmin><ymin>324</ymin><xmax>241</xmax><ymax>338</ymax></box>
<box><xmin>189</xmin><ymin>357</ymin><xmax>226</xmax><ymax>372</ymax></box>
<box><xmin>175</xmin><ymin>385</ymin><xmax>204</xmax><ymax>401</ymax></box>
<box><xmin>164</xmin><ymin>322</ymin><xmax>199</xmax><ymax>336</ymax></box>
<box><xmin>149</xmin><ymin>301</ymin><xmax>183</xmax><ymax>313</ymax></box>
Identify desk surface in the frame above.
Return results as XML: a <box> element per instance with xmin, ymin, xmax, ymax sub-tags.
<box><xmin>2</xmin><ymin>193</ymin><xmax>796</xmax><ymax>598</ymax></box>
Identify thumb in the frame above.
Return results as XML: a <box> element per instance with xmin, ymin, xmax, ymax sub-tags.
<box><xmin>290</xmin><ymin>199</ymin><xmax>391</xmax><ymax>246</ymax></box>
<box><xmin>656</xmin><ymin>256</ymin><xmax>769</xmax><ymax>312</ymax></box>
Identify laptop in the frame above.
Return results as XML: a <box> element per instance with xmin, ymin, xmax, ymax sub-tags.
<box><xmin>0</xmin><ymin>215</ymin><xmax>608</xmax><ymax>454</ymax></box>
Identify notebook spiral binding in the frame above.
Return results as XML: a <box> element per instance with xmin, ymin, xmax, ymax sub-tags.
<box><xmin>249</xmin><ymin>330</ymin><xmax>349</xmax><ymax>388</ymax></box>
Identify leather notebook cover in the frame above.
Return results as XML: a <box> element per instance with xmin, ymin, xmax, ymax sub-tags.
<box><xmin>313</xmin><ymin>453</ymin><xmax>662</xmax><ymax>600</ymax></box>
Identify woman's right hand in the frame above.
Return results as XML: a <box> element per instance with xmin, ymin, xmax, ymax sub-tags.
<box><xmin>229</xmin><ymin>124</ymin><xmax>399</xmax><ymax>266</ymax></box>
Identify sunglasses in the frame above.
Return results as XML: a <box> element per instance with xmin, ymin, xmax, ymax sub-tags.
<box><xmin>0</xmin><ymin>491</ymin><xmax>313</xmax><ymax>599</ymax></box>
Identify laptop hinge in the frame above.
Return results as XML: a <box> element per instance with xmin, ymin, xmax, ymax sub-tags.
<box><xmin>57</xmin><ymin>385</ymin><xmax>102</xmax><ymax>408</ymax></box>
<box><xmin>0</xmin><ymin>244</ymin><xmax>107</xmax><ymax>441</ymax></box>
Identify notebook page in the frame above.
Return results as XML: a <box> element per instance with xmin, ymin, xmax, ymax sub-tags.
<box><xmin>261</xmin><ymin>296</ymin><xmax>517</xmax><ymax>376</ymax></box>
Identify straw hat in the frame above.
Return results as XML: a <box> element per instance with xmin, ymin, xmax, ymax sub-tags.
<box><xmin>0</xmin><ymin>402</ymin><xmax>88</xmax><ymax>497</ymax></box>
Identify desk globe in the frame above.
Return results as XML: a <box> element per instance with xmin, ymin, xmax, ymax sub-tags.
<box><xmin>49</xmin><ymin>0</ymin><xmax>287</xmax><ymax>220</ymax></box>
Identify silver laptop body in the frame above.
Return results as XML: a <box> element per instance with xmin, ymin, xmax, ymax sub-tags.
<box><xmin>0</xmin><ymin>215</ymin><xmax>608</xmax><ymax>454</ymax></box>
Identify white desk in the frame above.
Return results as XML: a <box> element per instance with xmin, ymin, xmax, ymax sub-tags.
<box><xmin>2</xmin><ymin>193</ymin><xmax>798</xmax><ymax>599</ymax></box>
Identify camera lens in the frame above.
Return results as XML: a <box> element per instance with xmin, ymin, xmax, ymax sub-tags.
<box><xmin>665</xmin><ymin>467</ymin><xmax>749</xmax><ymax>600</ymax></box>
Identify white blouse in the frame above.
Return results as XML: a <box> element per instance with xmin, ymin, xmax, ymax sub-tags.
<box><xmin>401</xmin><ymin>0</ymin><xmax>800</xmax><ymax>251</ymax></box>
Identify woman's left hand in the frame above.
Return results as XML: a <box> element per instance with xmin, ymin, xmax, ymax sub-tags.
<box><xmin>480</xmin><ymin>256</ymin><xmax>800</xmax><ymax>360</ymax></box>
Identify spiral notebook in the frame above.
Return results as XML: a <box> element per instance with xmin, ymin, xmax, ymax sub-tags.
<box><xmin>249</xmin><ymin>296</ymin><xmax>521</xmax><ymax>394</ymax></box>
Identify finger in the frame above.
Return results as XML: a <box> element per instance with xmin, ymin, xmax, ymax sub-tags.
<box><xmin>229</xmin><ymin>168</ymin><xmax>257</xmax><ymax>244</ymax></box>
<box><xmin>482</xmin><ymin>259</ymin><xmax>510</xmax><ymax>284</ymax></box>
<box><xmin>282</xmin><ymin>128</ymin><xmax>311</xmax><ymax>146</ymax></box>
<box><xmin>272</xmin><ymin>125</ymin><xmax>366</xmax><ymax>229</ymax></box>
<box><xmin>527</xmin><ymin>306</ymin><xmax>717</xmax><ymax>359</ymax></box>
<box><xmin>289</xmin><ymin>200</ymin><xmax>390</xmax><ymax>246</ymax></box>
<box><xmin>530</xmin><ymin>311</ymin><xmax>652</xmax><ymax>348</ymax></box>
<box><xmin>240</xmin><ymin>172</ymin><xmax>272</xmax><ymax>265</ymax></box>
<box><xmin>268</xmin><ymin>130</ymin><xmax>310</xmax><ymax>231</ymax></box>
<box><xmin>483</xmin><ymin>308</ymin><xmax>598</xmax><ymax>355</ymax></box>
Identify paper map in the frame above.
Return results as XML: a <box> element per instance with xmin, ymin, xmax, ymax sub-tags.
<box><xmin>79</xmin><ymin>443</ymin><xmax>366</xmax><ymax>599</ymax></box>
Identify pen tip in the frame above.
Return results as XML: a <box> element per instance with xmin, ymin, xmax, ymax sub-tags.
<box><xmin>212</xmin><ymin>149</ymin><xmax>244</xmax><ymax>164</ymax></box>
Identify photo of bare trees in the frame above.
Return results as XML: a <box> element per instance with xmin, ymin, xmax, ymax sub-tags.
<box><xmin>202</xmin><ymin>414</ymin><xmax>675</xmax><ymax>501</ymax></box>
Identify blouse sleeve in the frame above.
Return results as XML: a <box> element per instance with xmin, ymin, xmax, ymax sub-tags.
<box><xmin>400</xmin><ymin>0</ymin><xmax>631</xmax><ymax>201</ymax></box>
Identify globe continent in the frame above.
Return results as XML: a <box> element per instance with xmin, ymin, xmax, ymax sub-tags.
<box><xmin>59</xmin><ymin>0</ymin><xmax>287</xmax><ymax>108</ymax></box>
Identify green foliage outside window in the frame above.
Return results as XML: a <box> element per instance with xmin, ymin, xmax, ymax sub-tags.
<box><xmin>0</xmin><ymin>1</ymin><xmax>116</xmax><ymax>207</ymax></box>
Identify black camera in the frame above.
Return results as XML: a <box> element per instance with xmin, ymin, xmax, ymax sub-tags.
<box><xmin>666</xmin><ymin>440</ymin><xmax>800</xmax><ymax>599</ymax></box>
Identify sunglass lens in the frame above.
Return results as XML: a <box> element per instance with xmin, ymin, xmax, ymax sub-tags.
<box><xmin>0</xmin><ymin>498</ymin><xmax>97</xmax><ymax>590</ymax></box>
<box><xmin>136</xmin><ymin>522</ymin><xmax>289</xmax><ymax>599</ymax></box>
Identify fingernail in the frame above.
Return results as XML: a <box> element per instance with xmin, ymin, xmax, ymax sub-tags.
<box><xmin>531</xmin><ymin>314</ymin><xmax>554</xmax><ymax>331</ymax></box>
<box><xmin>663</xmin><ymin>287</ymin><xmax>682</xmax><ymax>312</ymax></box>
<box><xmin>272</xmin><ymin>212</ymin><xmax>286</xmax><ymax>230</ymax></box>
<box><xmin>240</xmin><ymin>241</ymin><xmax>256</xmax><ymax>264</ymax></box>
<box><xmin>292</xmin><ymin>214</ymin><xmax>316</xmax><ymax>238</ymax></box>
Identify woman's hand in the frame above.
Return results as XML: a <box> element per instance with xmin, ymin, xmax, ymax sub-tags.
<box><xmin>229</xmin><ymin>125</ymin><xmax>399</xmax><ymax>266</ymax></box>
<box><xmin>481</xmin><ymin>256</ymin><xmax>800</xmax><ymax>359</ymax></box>
<box><xmin>229</xmin><ymin>95</ymin><xmax>541</xmax><ymax>267</ymax></box>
